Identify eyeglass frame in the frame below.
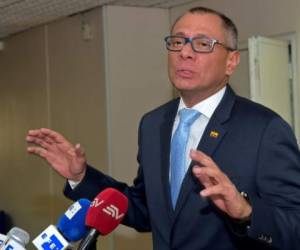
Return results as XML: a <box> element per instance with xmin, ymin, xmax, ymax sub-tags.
<box><xmin>164</xmin><ymin>35</ymin><xmax>236</xmax><ymax>53</ymax></box>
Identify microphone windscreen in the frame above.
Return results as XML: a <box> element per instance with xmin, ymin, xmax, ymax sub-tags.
<box><xmin>57</xmin><ymin>198</ymin><xmax>91</xmax><ymax>242</ymax></box>
<box><xmin>86</xmin><ymin>188</ymin><xmax>128</xmax><ymax>235</ymax></box>
<box><xmin>7</xmin><ymin>227</ymin><xmax>30</xmax><ymax>246</ymax></box>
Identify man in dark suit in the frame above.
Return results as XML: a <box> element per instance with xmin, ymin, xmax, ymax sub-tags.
<box><xmin>27</xmin><ymin>6</ymin><xmax>300</xmax><ymax>250</ymax></box>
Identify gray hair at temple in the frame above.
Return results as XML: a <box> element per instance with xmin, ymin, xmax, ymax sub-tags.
<box><xmin>171</xmin><ymin>6</ymin><xmax>238</xmax><ymax>50</ymax></box>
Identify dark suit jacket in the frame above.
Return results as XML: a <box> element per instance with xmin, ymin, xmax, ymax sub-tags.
<box><xmin>65</xmin><ymin>86</ymin><xmax>300</xmax><ymax>250</ymax></box>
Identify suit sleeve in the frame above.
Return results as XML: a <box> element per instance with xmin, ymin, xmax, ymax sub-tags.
<box><xmin>64</xmin><ymin>117</ymin><xmax>151</xmax><ymax>232</ymax></box>
<box><xmin>246</xmin><ymin>116</ymin><xmax>300</xmax><ymax>249</ymax></box>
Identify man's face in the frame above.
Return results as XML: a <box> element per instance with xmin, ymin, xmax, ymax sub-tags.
<box><xmin>168</xmin><ymin>13</ymin><xmax>239</xmax><ymax>103</ymax></box>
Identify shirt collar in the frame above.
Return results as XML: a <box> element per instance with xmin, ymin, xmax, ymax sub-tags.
<box><xmin>177</xmin><ymin>86</ymin><xmax>226</xmax><ymax>119</ymax></box>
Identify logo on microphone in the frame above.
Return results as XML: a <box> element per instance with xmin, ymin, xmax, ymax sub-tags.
<box><xmin>102</xmin><ymin>205</ymin><xmax>124</xmax><ymax>220</ymax></box>
<box><xmin>40</xmin><ymin>234</ymin><xmax>64</xmax><ymax>250</ymax></box>
<box><xmin>90</xmin><ymin>198</ymin><xmax>104</xmax><ymax>207</ymax></box>
<box><xmin>32</xmin><ymin>225</ymin><xmax>69</xmax><ymax>250</ymax></box>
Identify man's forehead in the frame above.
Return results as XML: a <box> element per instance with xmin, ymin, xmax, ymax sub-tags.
<box><xmin>172</xmin><ymin>13</ymin><xmax>224</xmax><ymax>37</ymax></box>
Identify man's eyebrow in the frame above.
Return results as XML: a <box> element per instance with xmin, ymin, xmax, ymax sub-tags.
<box><xmin>192</xmin><ymin>34</ymin><xmax>210</xmax><ymax>39</ymax></box>
<box><xmin>172</xmin><ymin>31</ymin><xmax>185</xmax><ymax>36</ymax></box>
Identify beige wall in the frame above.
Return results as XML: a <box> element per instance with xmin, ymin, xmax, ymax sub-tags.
<box><xmin>103</xmin><ymin>5</ymin><xmax>170</xmax><ymax>185</ymax></box>
<box><xmin>102</xmin><ymin>5</ymin><xmax>171</xmax><ymax>249</ymax></box>
<box><xmin>0</xmin><ymin>26</ymin><xmax>50</xmax><ymax>235</ymax></box>
<box><xmin>170</xmin><ymin>0</ymin><xmax>300</xmax><ymax>142</ymax></box>
<box><xmin>0</xmin><ymin>7</ymin><xmax>112</xmax><ymax>250</ymax></box>
<box><xmin>0</xmin><ymin>4</ymin><xmax>172</xmax><ymax>250</ymax></box>
<box><xmin>46</xmin><ymin>8</ymin><xmax>112</xmax><ymax>250</ymax></box>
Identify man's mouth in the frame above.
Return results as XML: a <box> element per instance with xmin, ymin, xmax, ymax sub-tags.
<box><xmin>176</xmin><ymin>69</ymin><xmax>194</xmax><ymax>78</ymax></box>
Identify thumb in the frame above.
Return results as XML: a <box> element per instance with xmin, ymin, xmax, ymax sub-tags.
<box><xmin>75</xmin><ymin>143</ymin><xmax>85</xmax><ymax>157</ymax></box>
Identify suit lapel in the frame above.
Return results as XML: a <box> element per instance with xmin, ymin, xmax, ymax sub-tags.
<box><xmin>173</xmin><ymin>86</ymin><xmax>236</xmax><ymax>219</ymax></box>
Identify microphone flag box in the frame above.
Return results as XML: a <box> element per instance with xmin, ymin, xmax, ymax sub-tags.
<box><xmin>32</xmin><ymin>225</ymin><xmax>69</xmax><ymax>250</ymax></box>
<box><xmin>0</xmin><ymin>234</ymin><xmax>7</xmax><ymax>246</ymax></box>
<box><xmin>1</xmin><ymin>237</ymin><xmax>26</xmax><ymax>250</ymax></box>
<box><xmin>0</xmin><ymin>239</ymin><xmax>25</xmax><ymax>250</ymax></box>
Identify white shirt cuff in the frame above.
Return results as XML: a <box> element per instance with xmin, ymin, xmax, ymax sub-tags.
<box><xmin>68</xmin><ymin>179</ymin><xmax>81</xmax><ymax>189</ymax></box>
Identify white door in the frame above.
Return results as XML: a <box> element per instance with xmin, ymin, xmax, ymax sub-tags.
<box><xmin>248</xmin><ymin>36</ymin><xmax>293</xmax><ymax>126</ymax></box>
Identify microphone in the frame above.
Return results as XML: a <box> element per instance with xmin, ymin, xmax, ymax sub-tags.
<box><xmin>77</xmin><ymin>188</ymin><xmax>128</xmax><ymax>250</ymax></box>
<box><xmin>0</xmin><ymin>227</ymin><xmax>30</xmax><ymax>250</ymax></box>
<box><xmin>0</xmin><ymin>234</ymin><xmax>7</xmax><ymax>246</ymax></box>
<box><xmin>57</xmin><ymin>199</ymin><xmax>91</xmax><ymax>242</ymax></box>
<box><xmin>32</xmin><ymin>199</ymin><xmax>91</xmax><ymax>250</ymax></box>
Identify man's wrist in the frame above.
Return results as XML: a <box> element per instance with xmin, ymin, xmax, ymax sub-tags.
<box><xmin>234</xmin><ymin>191</ymin><xmax>252</xmax><ymax>226</ymax></box>
<box><xmin>71</xmin><ymin>164</ymin><xmax>87</xmax><ymax>182</ymax></box>
<box><xmin>239</xmin><ymin>191</ymin><xmax>252</xmax><ymax>220</ymax></box>
<box><xmin>68</xmin><ymin>166</ymin><xmax>87</xmax><ymax>189</ymax></box>
<box><xmin>227</xmin><ymin>191</ymin><xmax>252</xmax><ymax>236</ymax></box>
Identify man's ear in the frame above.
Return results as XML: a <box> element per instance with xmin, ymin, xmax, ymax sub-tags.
<box><xmin>225</xmin><ymin>50</ymin><xmax>240</xmax><ymax>76</ymax></box>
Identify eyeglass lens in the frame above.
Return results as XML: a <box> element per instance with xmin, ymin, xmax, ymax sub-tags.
<box><xmin>166</xmin><ymin>36</ymin><xmax>214</xmax><ymax>52</ymax></box>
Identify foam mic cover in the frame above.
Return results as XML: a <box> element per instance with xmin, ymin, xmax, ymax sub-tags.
<box><xmin>77</xmin><ymin>188</ymin><xmax>128</xmax><ymax>250</ymax></box>
<box><xmin>57</xmin><ymin>198</ymin><xmax>91</xmax><ymax>242</ymax></box>
<box><xmin>7</xmin><ymin>227</ymin><xmax>30</xmax><ymax>247</ymax></box>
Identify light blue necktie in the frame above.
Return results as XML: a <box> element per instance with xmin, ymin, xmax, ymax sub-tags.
<box><xmin>170</xmin><ymin>108</ymin><xmax>200</xmax><ymax>209</ymax></box>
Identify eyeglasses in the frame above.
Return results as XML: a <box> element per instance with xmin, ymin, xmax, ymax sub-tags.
<box><xmin>164</xmin><ymin>35</ymin><xmax>235</xmax><ymax>53</ymax></box>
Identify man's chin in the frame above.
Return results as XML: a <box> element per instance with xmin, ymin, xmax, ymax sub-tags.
<box><xmin>172</xmin><ymin>83</ymin><xmax>199</xmax><ymax>93</ymax></box>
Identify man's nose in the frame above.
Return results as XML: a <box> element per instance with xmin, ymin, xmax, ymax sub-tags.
<box><xmin>180</xmin><ymin>42</ymin><xmax>196</xmax><ymax>59</ymax></box>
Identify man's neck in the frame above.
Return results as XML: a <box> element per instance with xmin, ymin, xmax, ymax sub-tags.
<box><xmin>181</xmin><ymin>84</ymin><xmax>228</xmax><ymax>108</ymax></box>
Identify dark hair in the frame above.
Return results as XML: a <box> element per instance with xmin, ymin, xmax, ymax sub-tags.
<box><xmin>171</xmin><ymin>6</ymin><xmax>238</xmax><ymax>50</ymax></box>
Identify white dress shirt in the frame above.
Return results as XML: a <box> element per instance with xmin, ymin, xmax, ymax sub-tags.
<box><xmin>171</xmin><ymin>86</ymin><xmax>226</xmax><ymax>173</ymax></box>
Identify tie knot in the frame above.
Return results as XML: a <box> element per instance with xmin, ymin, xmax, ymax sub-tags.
<box><xmin>178</xmin><ymin>108</ymin><xmax>200</xmax><ymax>127</ymax></box>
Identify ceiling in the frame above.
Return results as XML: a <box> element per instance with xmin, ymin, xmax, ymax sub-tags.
<box><xmin>0</xmin><ymin>0</ymin><xmax>196</xmax><ymax>39</ymax></box>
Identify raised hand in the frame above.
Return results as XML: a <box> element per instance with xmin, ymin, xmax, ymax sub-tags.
<box><xmin>26</xmin><ymin>128</ymin><xmax>87</xmax><ymax>182</ymax></box>
<box><xmin>191</xmin><ymin>150</ymin><xmax>252</xmax><ymax>220</ymax></box>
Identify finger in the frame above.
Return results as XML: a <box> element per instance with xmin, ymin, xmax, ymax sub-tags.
<box><xmin>43</xmin><ymin>135</ymin><xmax>56</xmax><ymax>144</ymax></box>
<box><xmin>200</xmin><ymin>184</ymin><xmax>224</xmax><ymax>197</ymax></box>
<box><xmin>27</xmin><ymin>130</ymin><xmax>51</xmax><ymax>144</ymax></box>
<box><xmin>26</xmin><ymin>137</ymin><xmax>52</xmax><ymax>149</ymax></box>
<box><xmin>193</xmin><ymin>166</ymin><xmax>214</xmax><ymax>188</ymax></box>
<box><xmin>190</xmin><ymin>150</ymin><xmax>218</xmax><ymax>169</ymax></box>
<box><xmin>27</xmin><ymin>129</ymin><xmax>43</xmax><ymax>137</ymax></box>
<box><xmin>40</xmin><ymin>128</ymin><xmax>69</xmax><ymax>144</ymax></box>
<box><xmin>27</xmin><ymin>146</ymin><xmax>48</xmax><ymax>158</ymax></box>
<box><xmin>75</xmin><ymin>143</ymin><xmax>85</xmax><ymax>157</ymax></box>
<box><xmin>27</xmin><ymin>132</ymin><xmax>45</xmax><ymax>143</ymax></box>
<box><xmin>26</xmin><ymin>135</ymin><xmax>35</xmax><ymax>143</ymax></box>
<box><xmin>200</xmin><ymin>181</ymin><xmax>238</xmax><ymax>199</ymax></box>
<box><xmin>29</xmin><ymin>128</ymin><xmax>68</xmax><ymax>145</ymax></box>
<box><xmin>193</xmin><ymin>165</ymin><xmax>225</xmax><ymax>184</ymax></box>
